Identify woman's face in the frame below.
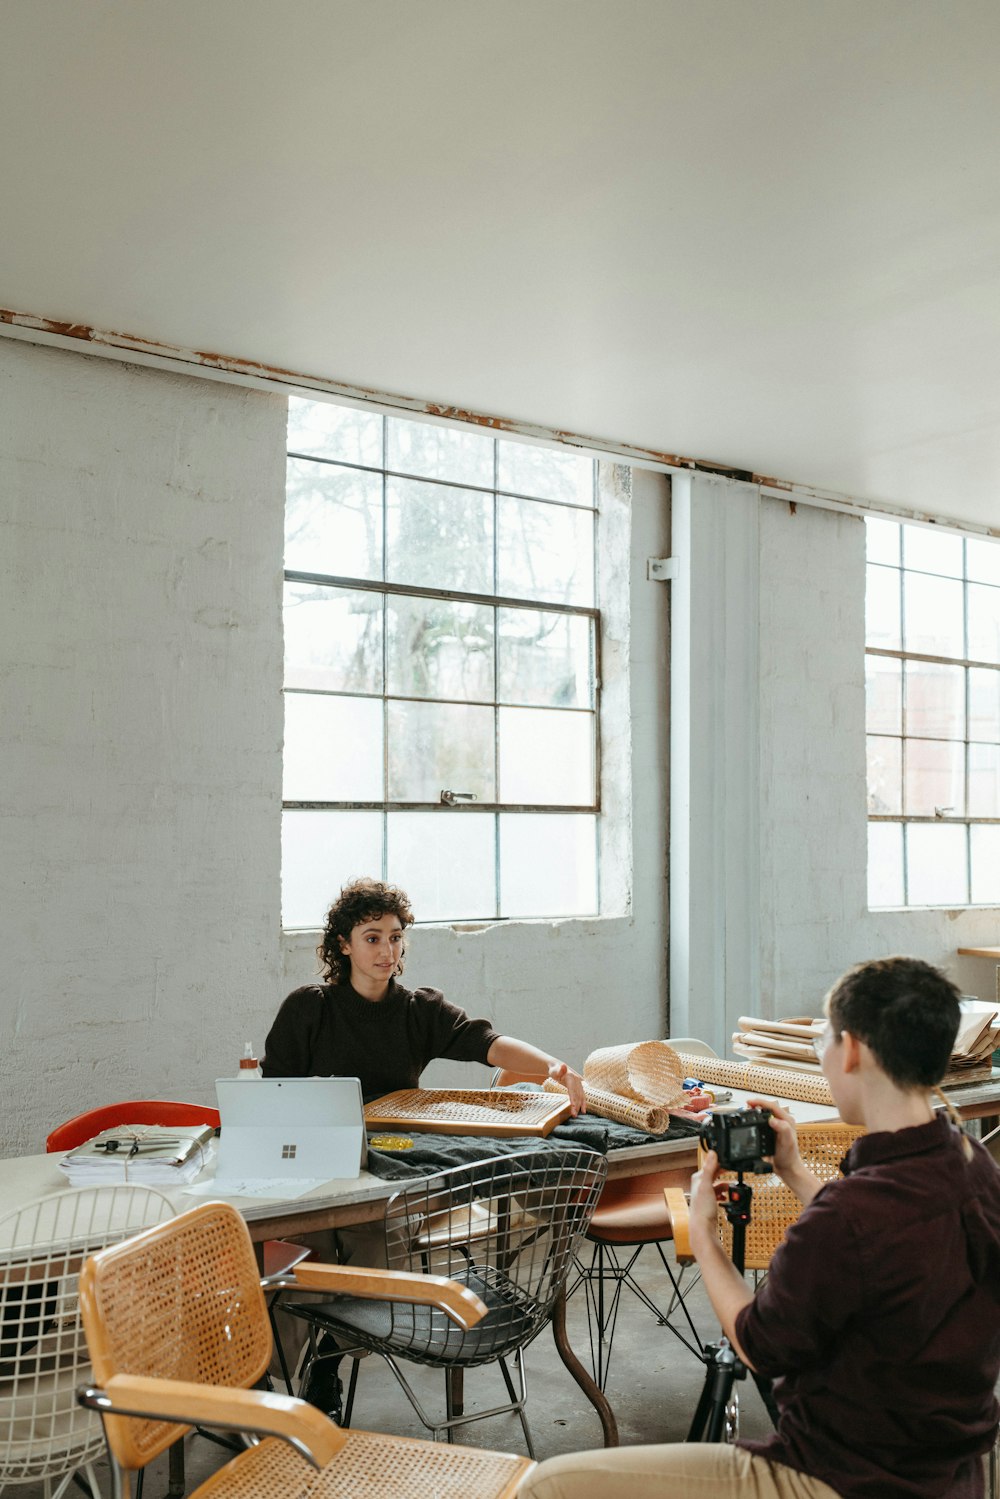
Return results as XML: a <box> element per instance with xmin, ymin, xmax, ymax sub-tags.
<box><xmin>338</xmin><ymin>912</ymin><xmax>405</xmax><ymax>994</ymax></box>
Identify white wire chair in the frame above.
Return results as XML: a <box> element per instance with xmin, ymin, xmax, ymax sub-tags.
<box><xmin>0</xmin><ymin>1184</ymin><xmax>175</xmax><ymax>1499</ymax></box>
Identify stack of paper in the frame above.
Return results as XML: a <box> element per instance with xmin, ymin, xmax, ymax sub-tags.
<box><xmin>732</xmin><ymin>1016</ymin><xmax>826</xmax><ymax>1073</ymax></box>
<box><xmin>58</xmin><ymin>1123</ymin><xmax>216</xmax><ymax>1186</ymax></box>
<box><xmin>950</xmin><ymin>999</ymin><xmax>1000</xmax><ymax>1075</ymax></box>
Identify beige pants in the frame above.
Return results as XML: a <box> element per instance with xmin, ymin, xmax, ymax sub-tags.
<box><xmin>518</xmin><ymin>1444</ymin><xmax>842</xmax><ymax>1499</ymax></box>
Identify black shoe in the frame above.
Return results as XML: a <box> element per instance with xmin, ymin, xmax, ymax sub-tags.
<box><xmin>299</xmin><ymin>1344</ymin><xmax>344</xmax><ymax>1424</ymax></box>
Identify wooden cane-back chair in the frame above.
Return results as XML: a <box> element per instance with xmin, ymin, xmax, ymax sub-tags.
<box><xmin>667</xmin><ymin>1121</ymin><xmax>864</xmax><ymax>1270</ymax></box>
<box><xmin>77</xmin><ymin>1199</ymin><xmax>532</xmax><ymax>1499</ymax></box>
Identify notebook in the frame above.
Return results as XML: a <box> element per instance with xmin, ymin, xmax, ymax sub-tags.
<box><xmin>214</xmin><ymin>1077</ymin><xmax>367</xmax><ymax>1185</ymax></box>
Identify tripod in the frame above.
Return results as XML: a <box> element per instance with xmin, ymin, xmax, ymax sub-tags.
<box><xmin>686</xmin><ymin>1174</ymin><xmax>780</xmax><ymax>1442</ymax></box>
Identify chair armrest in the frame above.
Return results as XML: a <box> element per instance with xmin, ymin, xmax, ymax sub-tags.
<box><xmin>664</xmin><ymin>1188</ymin><xmax>694</xmax><ymax>1264</ymax></box>
<box><xmin>291</xmin><ymin>1263</ymin><xmax>488</xmax><ymax>1331</ymax></box>
<box><xmin>80</xmin><ymin>1373</ymin><xmax>347</xmax><ymax>1469</ymax></box>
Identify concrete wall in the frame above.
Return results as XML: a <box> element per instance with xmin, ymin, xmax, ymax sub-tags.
<box><xmin>0</xmin><ymin>340</ymin><xmax>287</xmax><ymax>1154</ymax></box>
<box><xmin>671</xmin><ymin>475</ymin><xmax>1000</xmax><ymax>1054</ymax></box>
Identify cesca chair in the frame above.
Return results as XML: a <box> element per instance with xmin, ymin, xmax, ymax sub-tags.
<box><xmin>0</xmin><ymin>1184</ymin><xmax>175</xmax><ymax>1499</ymax></box>
<box><xmin>280</xmin><ymin>1147</ymin><xmax>607</xmax><ymax>1454</ymax></box>
<box><xmin>76</xmin><ymin>1199</ymin><xmax>533</xmax><ymax>1499</ymax></box>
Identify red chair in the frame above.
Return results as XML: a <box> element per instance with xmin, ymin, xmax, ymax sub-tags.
<box><xmin>46</xmin><ymin>1100</ymin><xmax>221</xmax><ymax>1154</ymax></box>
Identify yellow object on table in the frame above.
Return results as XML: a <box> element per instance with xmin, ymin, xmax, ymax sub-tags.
<box><xmin>369</xmin><ymin>1133</ymin><xmax>414</xmax><ymax>1151</ymax></box>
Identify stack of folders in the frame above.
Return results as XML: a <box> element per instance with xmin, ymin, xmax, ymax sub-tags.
<box><xmin>58</xmin><ymin>1123</ymin><xmax>216</xmax><ymax>1186</ymax></box>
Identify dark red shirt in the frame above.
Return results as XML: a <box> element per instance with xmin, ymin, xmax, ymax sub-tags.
<box><xmin>261</xmin><ymin>979</ymin><xmax>500</xmax><ymax>1099</ymax></box>
<box><xmin>736</xmin><ymin>1114</ymin><xmax>1000</xmax><ymax>1498</ymax></box>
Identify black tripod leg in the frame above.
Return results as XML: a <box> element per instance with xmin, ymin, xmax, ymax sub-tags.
<box><xmin>686</xmin><ymin>1350</ymin><xmax>736</xmax><ymax>1443</ymax></box>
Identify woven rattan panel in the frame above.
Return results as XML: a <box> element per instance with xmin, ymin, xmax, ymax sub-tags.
<box><xmin>674</xmin><ymin>1052</ymin><xmax>834</xmax><ymax>1106</ymax></box>
<box><xmin>202</xmin><ymin>1431</ymin><xmax>531</xmax><ymax>1499</ymax></box>
<box><xmin>714</xmin><ymin>1124</ymin><xmax>863</xmax><ymax>1269</ymax></box>
<box><xmin>363</xmin><ymin>1089</ymin><xmax>571</xmax><ymax>1137</ymax></box>
<box><xmin>92</xmin><ymin>1203</ymin><xmax>271</xmax><ymax>1469</ymax></box>
<box><xmin>584</xmin><ymin>1042</ymin><xmax>685</xmax><ymax>1108</ymax></box>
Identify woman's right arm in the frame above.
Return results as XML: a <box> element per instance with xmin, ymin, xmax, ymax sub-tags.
<box><xmin>261</xmin><ymin>987</ymin><xmax>322</xmax><ymax>1077</ymax></box>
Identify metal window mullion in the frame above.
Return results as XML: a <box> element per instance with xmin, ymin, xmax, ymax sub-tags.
<box><xmin>381</xmin><ymin>415</ymin><xmax>389</xmax><ymax>879</ymax></box>
<box><xmin>284</xmin><ymin>569</ymin><xmax>598</xmax><ymax>621</ymax></box>
<box><xmin>493</xmin><ymin>438</ymin><xmax>501</xmax><ymax>919</ymax></box>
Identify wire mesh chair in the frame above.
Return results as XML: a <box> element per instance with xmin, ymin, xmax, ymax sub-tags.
<box><xmin>77</xmin><ymin>1198</ymin><xmax>533</xmax><ymax>1499</ymax></box>
<box><xmin>0</xmin><ymin>1184</ymin><xmax>175</xmax><ymax>1499</ymax></box>
<box><xmin>283</xmin><ymin>1146</ymin><xmax>608</xmax><ymax>1454</ymax></box>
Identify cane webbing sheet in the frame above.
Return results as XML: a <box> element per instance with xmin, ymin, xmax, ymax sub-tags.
<box><xmin>198</xmin><ymin>1431</ymin><xmax>531</xmax><ymax>1499</ymax></box>
<box><xmin>584</xmin><ymin>1042</ymin><xmax>686</xmax><ymax>1108</ymax></box>
<box><xmin>674</xmin><ymin>1052</ymin><xmax>834</xmax><ymax>1106</ymax></box>
<box><xmin>363</xmin><ymin>1089</ymin><xmax>571</xmax><ymax>1137</ymax></box>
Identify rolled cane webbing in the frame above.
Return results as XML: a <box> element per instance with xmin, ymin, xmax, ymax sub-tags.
<box><xmin>583</xmin><ymin>1042</ymin><xmax>686</xmax><ymax>1108</ymax></box>
<box><xmin>542</xmin><ymin>1079</ymin><xmax>673</xmax><ymax>1134</ymax></box>
<box><xmin>673</xmin><ymin>1052</ymin><xmax>834</xmax><ymax>1106</ymax></box>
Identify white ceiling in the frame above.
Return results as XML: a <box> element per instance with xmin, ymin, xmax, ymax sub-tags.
<box><xmin>3</xmin><ymin>0</ymin><xmax>999</xmax><ymax>530</ymax></box>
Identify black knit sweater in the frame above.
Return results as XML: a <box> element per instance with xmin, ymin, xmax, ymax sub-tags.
<box><xmin>261</xmin><ymin>979</ymin><xmax>500</xmax><ymax>1100</ymax></box>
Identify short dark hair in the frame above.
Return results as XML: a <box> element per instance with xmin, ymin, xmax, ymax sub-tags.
<box><xmin>825</xmin><ymin>956</ymin><xmax>961</xmax><ymax>1088</ymax></box>
<box><xmin>318</xmin><ymin>878</ymin><xmax>414</xmax><ymax>986</ymax></box>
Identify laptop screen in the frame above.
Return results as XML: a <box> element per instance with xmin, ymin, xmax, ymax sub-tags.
<box><xmin>214</xmin><ymin>1076</ymin><xmax>367</xmax><ymax>1183</ymax></box>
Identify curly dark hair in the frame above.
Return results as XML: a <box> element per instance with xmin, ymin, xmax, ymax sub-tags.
<box><xmin>825</xmin><ymin>955</ymin><xmax>961</xmax><ymax>1088</ymax></box>
<box><xmin>318</xmin><ymin>877</ymin><xmax>415</xmax><ymax>986</ymax></box>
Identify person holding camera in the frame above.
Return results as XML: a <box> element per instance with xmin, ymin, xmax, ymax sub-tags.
<box><xmin>519</xmin><ymin>955</ymin><xmax>1000</xmax><ymax>1499</ymax></box>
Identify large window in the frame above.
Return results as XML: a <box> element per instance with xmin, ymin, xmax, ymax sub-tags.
<box><xmin>282</xmin><ymin>398</ymin><xmax>601</xmax><ymax>927</ymax></box>
<box><xmin>866</xmin><ymin>516</ymin><xmax>1000</xmax><ymax>907</ymax></box>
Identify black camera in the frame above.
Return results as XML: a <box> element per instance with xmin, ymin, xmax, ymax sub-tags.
<box><xmin>699</xmin><ymin>1107</ymin><xmax>776</xmax><ymax>1174</ymax></box>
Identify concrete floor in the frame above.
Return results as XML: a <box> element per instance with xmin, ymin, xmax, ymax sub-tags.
<box><xmin>20</xmin><ymin>1251</ymin><xmax>777</xmax><ymax>1498</ymax></box>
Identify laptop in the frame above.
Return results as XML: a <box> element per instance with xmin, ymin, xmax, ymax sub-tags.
<box><xmin>214</xmin><ymin>1077</ymin><xmax>367</xmax><ymax>1184</ymax></box>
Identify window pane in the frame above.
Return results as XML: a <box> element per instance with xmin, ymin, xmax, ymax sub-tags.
<box><xmin>386</xmin><ymin>476</ymin><xmax>493</xmax><ymax>594</ymax></box>
<box><xmin>498</xmin><ymin>609</ymin><xmax>593</xmax><ymax>708</ymax></box>
<box><xmin>285</xmin><ymin>458</ymin><xmax>383</xmax><ymax>579</ymax></box>
<box><xmin>283</xmin><ymin>694</ymin><xmax>383</xmax><ymax>801</ymax></box>
<box><xmin>497</xmin><ymin>441</ymin><xmax>594</xmax><ymax>506</ymax></box>
<box><xmin>970</xmin><ymin>825</ymin><xmax>1000</xmax><ymax>904</ymax></box>
<box><xmin>967</xmin><ymin>537</ymin><xmax>1000</xmax><ymax>586</ymax></box>
<box><xmin>867</xmin><ymin>736</ymin><xmax>901</xmax><ymax>814</ymax></box>
<box><xmin>865</xmin><ymin>517</ymin><xmax>900</xmax><ymax>566</ymax></box>
<box><xmin>865</xmin><ymin>655</ymin><xmax>902</xmax><ymax>735</ymax></box>
<box><xmin>386</xmin><ymin>596</ymin><xmax>493</xmax><ymax>702</ymax></box>
<box><xmin>902</xmin><ymin>572</ymin><xmax>964</xmax><ymax>658</ymax></box>
<box><xmin>498</xmin><ymin>495</ymin><xmax>595</xmax><ymax>607</ymax></box>
<box><xmin>500</xmin><ymin>814</ymin><xmax>597</xmax><ymax>917</ymax></box>
<box><xmin>386</xmin><ymin>416</ymin><xmax>494</xmax><ymax>488</ymax></box>
<box><xmin>498</xmin><ymin>707</ymin><xmax>594</xmax><ymax>805</ymax></box>
<box><xmin>967</xmin><ymin>583</ymin><xmax>1000</xmax><ymax>665</ymax></box>
<box><xmin>287</xmin><ymin>398</ymin><xmax>383</xmax><ymax>466</ymax></box>
<box><xmin>902</xmin><ymin>525</ymin><xmax>963</xmax><ymax>579</ymax></box>
<box><xmin>284</xmin><ymin>583</ymin><xmax>383</xmax><ymax>693</ymax></box>
<box><xmin>968</xmin><ymin>743</ymin><xmax>1000</xmax><ymax>818</ymax></box>
<box><xmin>903</xmin><ymin>661</ymin><xmax>964</xmax><ymax>739</ymax></box>
<box><xmin>903</xmin><ymin>739</ymin><xmax>965</xmax><ymax>817</ymax></box>
<box><xmin>388</xmin><ymin>812</ymin><xmax>496</xmax><ymax>922</ymax></box>
<box><xmin>969</xmin><ymin>667</ymin><xmax>1000</xmax><ymax>742</ymax></box>
<box><xmin>868</xmin><ymin>821</ymin><xmax>903</xmax><ymax>908</ymax></box>
<box><xmin>387</xmin><ymin>700</ymin><xmax>495</xmax><ymax>802</ymax></box>
<box><xmin>906</xmin><ymin>823</ymin><xmax>968</xmax><ymax>905</ymax></box>
<box><xmin>281</xmin><ymin>810</ymin><xmax>383</xmax><ymax>928</ymax></box>
<box><xmin>865</xmin><ymin>564</ymin><xmax>901</xmax><ymax>649</ymax></box>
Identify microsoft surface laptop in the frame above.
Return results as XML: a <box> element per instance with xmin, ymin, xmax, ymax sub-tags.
<box><xmin>214</xmin><ymin>1076</ymin><xmax>367</xmax><ymax>1183</ymax></box>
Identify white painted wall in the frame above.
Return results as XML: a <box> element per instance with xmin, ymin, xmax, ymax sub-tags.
<box><xmin>0</xmin><ymin>340</ymin><xmax>287</xmax><ymax>1154</ymax></box>
<box><xmin>671</xmin><ymin>475</ymin><xmax>1000</xmax><ymax>1054</ymax></box>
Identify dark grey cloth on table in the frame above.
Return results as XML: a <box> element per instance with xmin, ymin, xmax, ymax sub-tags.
<box><xmin>365</xmin><ymin>1114</ymin><xmax>701</xmax><ymax>1181</ymax></box>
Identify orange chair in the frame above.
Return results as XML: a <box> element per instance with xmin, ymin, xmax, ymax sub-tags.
<box><xmin>45</xmin><ymin>1100</ymin><xmax>221</xmax><ymax>1154</ymax></box>
<box><xmin>491</xmin><ymin>1068</ymin><xmax>702</xmax><ymax>1390</ymax></box>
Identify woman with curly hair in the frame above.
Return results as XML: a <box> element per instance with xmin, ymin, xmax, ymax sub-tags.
<box><xmin>263</xmin><ymin>876</ymin><xmax>585</xmax><ymax>1113</ymax></box>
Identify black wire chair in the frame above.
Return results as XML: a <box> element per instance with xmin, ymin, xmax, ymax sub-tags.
<box><xmin>282</xmin><ymin>1146</ymin><xmax>607</xmax><ymax>1454</ymax></box>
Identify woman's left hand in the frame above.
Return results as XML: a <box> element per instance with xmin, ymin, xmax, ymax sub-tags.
<box><xmin>548</xmin><ymin>1060</ymin><xmax>586</xmax><ymax>1116</ymax></box>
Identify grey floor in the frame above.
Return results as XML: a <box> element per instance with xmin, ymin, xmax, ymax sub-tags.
<box><xmin>19</xmin><ymin>1252</ymin><xmax>777</xmax><ymax>1498</ymax></box>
